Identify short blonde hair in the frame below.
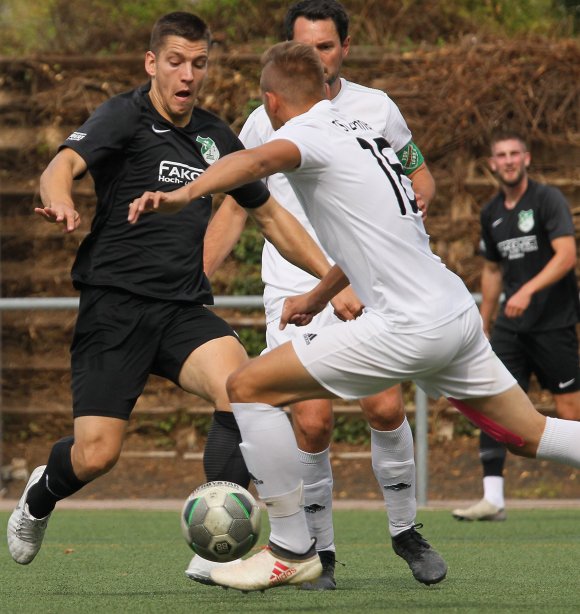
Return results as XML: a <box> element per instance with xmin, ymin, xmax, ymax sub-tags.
<box><xmin>260</xmin><ymin>41</ymin><xmax>325</xmax><ymax>105</ymax></box>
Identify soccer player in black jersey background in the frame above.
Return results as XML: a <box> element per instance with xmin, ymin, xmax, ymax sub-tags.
<box><xmin>7</xmin><ymin>11</ymin><xmax>343</xmax><ymax>568</ymax></box>
<box><xmin>453</xmin><ymin>130</ymin><xmax>580</xmax><ymax>521</ymax></box>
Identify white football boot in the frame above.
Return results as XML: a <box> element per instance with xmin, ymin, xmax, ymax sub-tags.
<box><xmin>185</xmin><ymin>554</ymin><xmax>238</xmax><ymax>585</ymax></box>
<box><xmin>452</xmin><ymin>498</ymin><xmax>507</xmax><ymax>521</ymax></box>
<box><xmin>7</xmin><ymin>465</ymin><xmax>51</xmax><ymax>564</ymax></box>
<box><xmin>210</xmin><ymin>543</ymin><xmax>322</xmax><ymax>592</ymax></box>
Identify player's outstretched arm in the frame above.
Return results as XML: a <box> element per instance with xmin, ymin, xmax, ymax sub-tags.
<box><xmin>36</xmin><ymin>148</ymin><xmax>86</xmax><ymax>233</ymax></box>
<box><xmin>127</xmin><ymin>189</ymin><xmax>186</xmax><ymax>222</ymax></box>
<box><xmin>248</xmin><ymin>195</ymin><xmax>332</xmax><ymax>282</ymax></box>
<box><xmin>128</xmin><ymin>139</ymin><xmax>300</xmax><ymax>223</ymax></box>
<box><xmin>204</xmin><ymin>196</ymin><xmax>249</xmax><ymax>278</ymax></box>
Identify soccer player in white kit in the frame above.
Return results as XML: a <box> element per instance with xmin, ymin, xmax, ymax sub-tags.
<box><xmin>129</xmin><ymin>40</ymin><xmax>580</xmax><ymax>593</ymax></box>
<box><xmin>199</xmin><ymin>0</ymin><xmax>444</xmax><ymax>590</ymax></box>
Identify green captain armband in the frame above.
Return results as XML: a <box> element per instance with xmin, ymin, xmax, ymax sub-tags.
<box><xmin>397</xmin><ymin>141</ymin><xmax>424</xmax><ymax>174</ymax></box>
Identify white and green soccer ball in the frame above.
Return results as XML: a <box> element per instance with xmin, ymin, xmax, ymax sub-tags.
<box><xmin>181</xmin><ymin>481</ymin><xmax>261</xmax><ymax>562</ymax></box>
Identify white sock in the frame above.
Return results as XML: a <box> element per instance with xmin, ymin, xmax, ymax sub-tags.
<box><xmin>371</xmin><ymin>418</ymin><xmax>416</xmax><ymax>537</ymax></box>
<box><xmin>232</xmin><ymin>403</ymin><xmax>311</xmax><ymax>553</ymax></box>
<box><xmin>299</xmin><ymin>447</ymin><xmax>335</xmax><ymax>553</ymax></box>
<box><xmin>483</xmin><ymin>476</ymin><xmax>505</xmax><ymax>509</ymax></box>
<box><xmin>537</xmin><ymin>416</ymin><xmax>580</xmax><ymax>468</ymax></box>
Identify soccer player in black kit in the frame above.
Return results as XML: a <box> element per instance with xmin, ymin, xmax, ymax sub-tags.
<box><xmin>7</xmin><ymin>12</ymin><xmax>338</xmax><ymax>570</ymax></box>
<box><xmin>453</xmin><ymin>130</ymin><xmax>580</xmax><ymax>521</ymax></box>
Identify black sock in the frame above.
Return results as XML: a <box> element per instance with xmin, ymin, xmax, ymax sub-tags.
<box><xmin>479</xmin><ymin>431</ymin><xmax>507</xmax><ymax>477</ymax></box>
<box><xmin>26</xmin><ymin>436</ymin><xmax>88</xmax><ymax>518</ymax></box>
<box><xmin>203</xmin><ymin>410</ymin><xmax>250</xmax><ymax>488</ymax></box>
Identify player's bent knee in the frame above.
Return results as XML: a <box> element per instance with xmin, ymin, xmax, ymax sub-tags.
<box><xmin>359</xmin><ymin>395</ymin><xmax>405</xmax><ymax>430</ymax></box>
<box><xmin>226</xmin><ymin>369</ymin><xmax>256</xmax><ymax>403</ymax></box>
<box><xmin>367</xmin><ymin>412</ymin><xmax>405</xmax><ymax>431</ymax></box>
<box><xmin>295</xmin><ymin>429</ymin><xmax>333</xmax><ymax>452</ymax></box>
<box><xmin>363</xmin><ymin>405</ymin><xmax>405</xmax><ymax>431</ymax></box>
<box><xmin>83</xmin><ymin>455</ymin><xmax>119</xmax><ymax>480</ymax></box>
<box><xmin>303</xmin><ymin>423</ymin><xmax>333</xmax><ymax>444</ymax></box>
<box><xmin>74</xmin><ymin>445</ymin><xmax>121</xmax><ymax>479</ymax></box>
<box><xmin>295</xmin><ymin>412</ymin><xmax>333</xmax><ymax>437</ymax></box>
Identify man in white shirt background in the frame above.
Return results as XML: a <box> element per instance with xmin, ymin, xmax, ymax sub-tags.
<box><xmin>196</xmin><ymin>0</ymin><xmax>445</xmax><ymax>590</ymax></box>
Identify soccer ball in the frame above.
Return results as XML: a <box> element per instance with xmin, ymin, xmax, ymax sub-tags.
<box><xmin>181</xmin><ymin>481</ymin><xmax>261</xmax><ymax>562</ymax></box>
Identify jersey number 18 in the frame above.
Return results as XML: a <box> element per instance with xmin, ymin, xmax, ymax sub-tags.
<box><xmin>357</xmin><ymin>137</ymin><xmax>418</xmax><ymax>216</ymax></box>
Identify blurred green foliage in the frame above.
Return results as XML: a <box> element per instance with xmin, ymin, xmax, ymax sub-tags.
<box><xmin>236</xmin><ymin>327</ymin><xmax>266</xmax><ymax>357</ymax></box>
<box><xmin>227</xmin><ymin>224</ymin><xmax>265</xmax><ymax>297</ymax></box>
<box><xmin>333</xmin><ymin>414</ymin><xmax>371</xmax><ymax>444</ymax></box>
<box><xmin>0</xmin><ymin>0</ymin><xmax>576</xmax><ymax>56</ymax></box>
<box><xmin>228</xmin><ymin>265</ymin><xmax>264</xmax><ymax>295</ymax></box>
<box><xmin>450</xmin><ymin>0</ymin><xmax>578</xmax><ymax>36</ymax></box>
<box><xmin>0</xmin><ymin>0</ymin><xmax>184</xmax><ymax>55</ymax></box>
<box><xmin>232</xmin><ymin>225</ymin><xmax>264</xmax><ymax>265</ymax></box>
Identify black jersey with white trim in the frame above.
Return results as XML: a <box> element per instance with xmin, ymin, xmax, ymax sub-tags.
<box><xmin>480</xmin><ymin>179</ymin><xmax>580</xmax><ymax>331</ymax></box>
<box><xmin>61</xmin><ymin>83</ymin><xmax>269</xmax><ymax>303</ymax></box>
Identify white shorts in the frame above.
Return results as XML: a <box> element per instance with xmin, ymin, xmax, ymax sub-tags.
<box><xmin>263</xmin><ymin>296</ymin><xmax>339</xmax><ymax>352</ymax></box>
<box><xmin>291</xmin><ymin>304</ymin><xmax>516</xmax><ymax>401</ymax></box>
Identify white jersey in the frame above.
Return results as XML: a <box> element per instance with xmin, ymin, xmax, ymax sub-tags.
<box><xmin>270</xmin><ymin>100</ymin><xmax>473</xmax><ymax>333</ymax></box>
<box><xmin>239</xmin><ymin>78</ymin><xmax>412</xmax><ymax>316</ymax></box>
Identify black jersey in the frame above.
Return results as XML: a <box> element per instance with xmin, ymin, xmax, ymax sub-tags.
<box><xmin>480</xmin><ymin>179</ymin><xmax>580</xmax><ymax>332</ymax></box>
<box><xmin>61</xmin><ymin>83</ymin><xmax>269</xmax><ymax>304</ymax></box>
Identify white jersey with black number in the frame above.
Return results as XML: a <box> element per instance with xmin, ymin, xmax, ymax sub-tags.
<box><xmin>270</xmin><ymin>100</ymin><xmax>473</xmax><ymax>333</ymax></box>
<box><xmin>239</xmin><ymin>78</ymin><xmax>412</xmax><ymax>312</ymax></box>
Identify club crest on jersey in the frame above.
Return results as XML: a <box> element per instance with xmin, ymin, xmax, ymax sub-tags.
<box><xmin>196</xmin><ymin>135</ymin><xmax>220</xmax><ymax>164</ymax></box>
<box><xmin>517</xmin><ymin>210</ymin><xmax>534</xmax><ymax>233</ymax></box>
<box><xmin>399</xmin><ymin>143</ymin><xmax>418</xmax><ymax>170</ymax></box>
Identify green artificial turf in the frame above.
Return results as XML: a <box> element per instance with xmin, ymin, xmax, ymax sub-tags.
<box><xmin>1</xmin><ymin>508</ymin><xmax>579</xmax><ymax>613</ymax></box>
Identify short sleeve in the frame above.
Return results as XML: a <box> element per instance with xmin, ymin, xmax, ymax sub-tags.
<box><xmin>538</xmin><ymin>186</ymin><xmax>575</xmax><ymax>241</ymax></box>
<box><xmin>271</xmin><ymin>121</ymin><xmax>329</xmax><ymax>172</ymax></box>
<box><xmin>383</xmin><ymin>99</ymin><xmax>413</xmax><ymax>154</ymax></box>
<box><xmin>59</xmin><ymin>95</ymin><xmax>139</xmax><ymax>169</ymax></box>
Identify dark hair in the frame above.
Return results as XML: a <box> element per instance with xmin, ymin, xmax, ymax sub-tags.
<box><xmin>284</xmin><ymin>0</ymin><xmax>349</xmax><ymax>43</ymax></box>
<box><xmin>261</xmin><ymin>41</ymin><xmax>325</xmax><ymax>103</ymax></box>
<box><xmin>489</xmin><ymin>129</ymin><xmax>528</xmax><ymax>151</ymax></box>
<box><xmin>149</xmin><ymin>12</ymin><xmax>211</xmax><ymax>54</ymax></box>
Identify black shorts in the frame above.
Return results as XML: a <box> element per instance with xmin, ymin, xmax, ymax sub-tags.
<box><xmin>70</xmin><ymin>286</ymin><xmax>239</xmax><ymax>420</ymax></box>
<box><xmin>491</xmin><ymin>324</ymin><xmax>580</xmax><ymax>395</ymax></box>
